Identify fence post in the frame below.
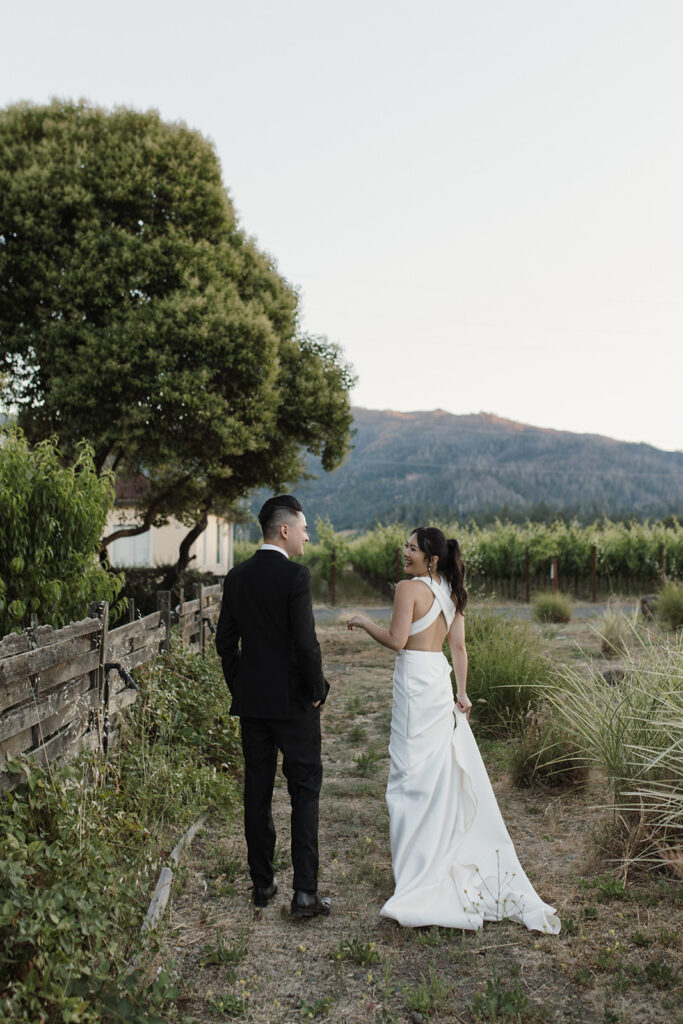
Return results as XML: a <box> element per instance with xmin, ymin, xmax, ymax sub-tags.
<box><xmin>550</xmin><ymin>557</ymin><xmax>559</xmax><ymax>595</ymax></box>
<box><xmin>659</xmin><ymin>544</ymin><xmax>665</xmax><ymax>587</ymax></box>
<box><xmin>157</xmin><ymin>591</ymin><xmax>171</xmax><ymax>653</ymax></box>
<box><xmin>330</xmin><ymin>548</ymin><xmax>336</xmax><ymax>606</ymax></box>
<box><xmin>525</xmin><ymin>546</ymin><xmax>530</xmax><ymax>603</ymax></box>
<box><xmin>591</xmin><ymin>546</ymin><xmax>597</xmax><ymax>603</ymax></box>
<box><xmin>194</xmin><ymin>582</ymin><xmax>205</xmax><ymax>657</ymax></box>
<box><xmin>89</xmin><ymin>601</ymin><xmax>109</xmax><ymax>753</ymax></box>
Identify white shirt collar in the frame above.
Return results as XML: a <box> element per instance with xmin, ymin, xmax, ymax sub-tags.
<box><xmin>261</xmin><ymin>543</ymin><xmax>289</xmax><ymax>559</ymax></box>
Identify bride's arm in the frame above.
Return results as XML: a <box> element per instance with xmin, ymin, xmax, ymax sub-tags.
<box><xmin>447</xmin><ymin>612</ymin><xmax>471</xmax><ymax>718</ymax></box>
<box><xmin>347</xmin><ymin>581</ymin><xmax>415</xmax><ymax>651</ymax></box>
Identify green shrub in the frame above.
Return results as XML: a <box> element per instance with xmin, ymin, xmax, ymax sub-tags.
<box><xmin>658</xmin><ymin>582</ymin><xmax>683</xmax><ymax>630</ymax></box>
<box><xmin>114</xmin><ymin>563</ymin><xmax>224</xmax><ymax>617</ymax></box>
<box><xmin>463</xmin><ymin>610</ymin><xmax>553</xmax><ymax>736</ymax></box>
<box><xmin>0</xmin><ymin>427</ymin><xmax>123</xmax><ymax>635</ymax></box>
<box><xmin>532</xmin><ymin>592</ymin><xmax>572</xmax><ymax>623</ymax></box>
<box><xmin>510</xmin><ymin>713</ymin><xmax>588</xmax><ymax>789</ymax></box>
<box><xmin>0</xmin><ymin>640</ymin><xmax>241</xmax><ymax>1023</ymax></box>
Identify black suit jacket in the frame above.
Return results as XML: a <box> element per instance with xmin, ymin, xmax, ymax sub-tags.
<box><xmin>215</xmin><ymin>550</ymin><xmax>328</xmax><ymax>718</ymax></box>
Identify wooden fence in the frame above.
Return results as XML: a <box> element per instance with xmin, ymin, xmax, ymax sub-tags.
<box><xmin>0</xmin><ymin>581</ymin><xmax>224</xmax><ymax>792</ymax></box>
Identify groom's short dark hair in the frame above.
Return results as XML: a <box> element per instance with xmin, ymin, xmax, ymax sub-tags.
<box><xmin>258</xmin><ymin>494</ymin><xmax>303</xmax><ymax>540</ymax></box>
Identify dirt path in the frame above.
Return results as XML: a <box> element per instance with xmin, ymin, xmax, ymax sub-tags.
<box><xmin>160</xmin><ymin>623</ymin><xmax>682</xmax><ymax>1024</ymax></box>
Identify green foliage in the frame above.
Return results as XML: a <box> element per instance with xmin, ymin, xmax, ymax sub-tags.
<box><xmin>114</xmin><ymin>563</ymin><xmax>222</xmax><ymax>616</ymax></box>
<box><xmin>0</xmin><ymin>640</ymin><xmax>241</xmax><ymax>1022</ymax></box>
<box><xmin>300</xmin><ymin>995</ymin><xmax>334</xmax><ymax>1019</ymax></box>
<box><xmin>330</xmin><ymin>932</ymin><xmax>380</xmax><ymax>965</ymax></box>
<box><xmin>348</xmin><ymin>523</ymin><xmax>407</xmax><ymax>591</ymax></box>
<box><xmin>463</xmin><ymin>610</ymin><xmax>552</xmax><ymax>736</ymax></box>
<box><xmin>401</xmin><ymin>965</ymin><xmax>452</xmax><ymax>1015</ymax></box>
<box><xmin>314</xmin><ymin>516</ymin><xmax>350</xmax><ymax>586</ymax></box>
<box><xmin>353</xmin><ymin>747</ymin><xmax>381</xmax><ymax>776</ymax></box>
<box><xmin>0</xmin><ymin>426</ymin><xmax>123</xmax><ymax>635</ymax></box>
<box><xmin>657</xmin><ymin>581</ymin><xmax>683</xmax><ymax>630</ymax></box>
<box><xmin>510</xmin><ymin>714</ymin><xmax>587</xmax><ymax>789</ymax></box>
<box><xmin>198</xmin><ymin>932</ymin><xmax>247</xmax><ymax>967</ymax></box>
<box><xmin>0</xmin><ymin>100</ymin><xmax>355</xmax><ymax>558</ymax></box>
<box><xmin>471</xmin><ymin>975</ymin><xmax>540</xmax><ymax>1022</ymax></box>
<box><xmin>342</xmin><ymin>518</ymin><xmax>683</xmax><ymax>598</ymax></box>
<box><xmin>531</xmin><ymin>592</ymin><xmax>572</xmax><ymax>623</ymax></box>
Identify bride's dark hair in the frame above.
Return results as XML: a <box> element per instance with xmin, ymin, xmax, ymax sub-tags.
<box><xmin>412</xmin><ymin>526</ymin><xmax>468</xmax><ymax>613</ymax></box>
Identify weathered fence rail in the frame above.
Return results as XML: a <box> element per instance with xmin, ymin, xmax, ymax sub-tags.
<box><xmin>0</xmin><ymin>581</ymin><xmax>224</xmax><ymax>792</ymax></box>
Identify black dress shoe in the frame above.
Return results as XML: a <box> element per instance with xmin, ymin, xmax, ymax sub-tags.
<box><xmin>290</xmin><ymin>890</ymin><xmax>332</xmax><ymax>918</ymax></box>
<box><xmin>253</xmin><ymin>878</ymin><xmax>278</xmax><ymax>907</ymax></box>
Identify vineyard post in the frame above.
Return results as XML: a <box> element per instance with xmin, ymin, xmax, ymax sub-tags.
<box><xmin>330</xmin><ymin>548</ymin><xmax>336</xmax><ymax>606</ymax></box>
<box><xmin>525</xmin><ymin>546</ymin><xmax>530</xmax><ymax>603</ymax></box>
<box><xmin>395</xmin><ymin>548</ymin><xmax>401</xmax><ymax>583</ymax></box>
<box><xmin>659</xmin><ymin>544</ymin><xmax>665</xmax><ymax>587</ymax></box>
<box><xmin>591</xmin><ymin>546</ymin><xmax>597</xmax><ymax>603</ymax></box>
<box><xmin>551</xmin><ymin>557</ymin><xmax>559</xmax><ymax>595</ymax></box>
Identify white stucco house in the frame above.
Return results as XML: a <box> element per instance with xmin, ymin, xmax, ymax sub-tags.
<box><xmin>105</xmin><ymin>477</ymin><xmax>233</xmax><ymax>573</ymax></box>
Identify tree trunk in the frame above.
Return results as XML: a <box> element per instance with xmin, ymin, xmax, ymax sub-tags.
<box><xmin>159</xmin><ymin>510</ymin><xmax>210</xmax><ymax>594</ymax></box>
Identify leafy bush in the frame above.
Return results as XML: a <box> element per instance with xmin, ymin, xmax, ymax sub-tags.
<box><xmin>463</xmin><ymin>610</ymin><xmax>553</xmax><ymax>736</ymax></box>
<box><xmin>0</xmin><ymin>640</ymin><xmax>241</xmax><ymax>1022</ymax></box>
<box><xmin>510</xmin><ymin>713</ymin><xmax>588</xmax><ymax>789</ymax></box>
<box><xmin>532</xmin><ymin>592</ymin><xmax>572</xmax><ymax>623</ymax></box>
<box><xmin>114</xmin><ymin>563</ymin><xmax>224</xmax><ymax>617</ymax></box>
<box><xmin>657</xmin><ymin>582</ymin><xmax>683</xmax><ymax>630</ymax></box>
<box><xmin>0</xmin><ymin>427</ymin><xmax>123</xmax><ymax>635</ymax></box>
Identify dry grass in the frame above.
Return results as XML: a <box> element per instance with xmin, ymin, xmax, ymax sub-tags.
<box><xmin>149</xmin><ymin>613</ymin><xmax>683</xmax><ymax>1024</ymax></box>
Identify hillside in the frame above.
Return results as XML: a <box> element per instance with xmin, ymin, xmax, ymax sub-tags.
<box><xmin>288</xmin><ymin>408</ymin><xmax>683</xmax><ymax>529</ymax></box>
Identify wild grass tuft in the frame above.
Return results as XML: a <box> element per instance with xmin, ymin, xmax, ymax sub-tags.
<box><xmin>598</xmin><ymin>605</ymin><xmax>639</xmax><ymax>658</ymax></box>
<box><xmin>542</xmin><ymin>628</ymin><xmax>683</xmax><ymax>876</ymax></box>
<box><xmin>532</xmin><ymin>592</ymin><xmax>572</xmax><ymax>623</ymax></box>
<box><xmin>510</xmin><ymin>712</ymin><xmax>588</xmax><ymax>789</ymax></box>
<box><xmin>462</xmin><ymin>610</ymin><xmax>554</xmax><ymax>736</ymax></box>
<box><xmin>657</xmin><ymin>581</ymin><xmax>683</xmax><ymax>630</ymax></box>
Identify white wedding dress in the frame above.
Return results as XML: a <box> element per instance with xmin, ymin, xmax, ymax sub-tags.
<box><xmin>380</xmin><ymin>575</ymin><xmax>561</xmax><ymax>933</ymax></box>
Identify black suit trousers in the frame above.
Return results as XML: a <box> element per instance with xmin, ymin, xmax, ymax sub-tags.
<box><xmin>240</xmin><ymin>705</ymin><xmax>322</xmax><ymax>893</ymax></box>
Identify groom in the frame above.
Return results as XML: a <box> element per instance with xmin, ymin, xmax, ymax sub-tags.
<box><xmin>215</xmin><ymin>495</ymin><xmax>331</xmax><ymax>917</ymax></box>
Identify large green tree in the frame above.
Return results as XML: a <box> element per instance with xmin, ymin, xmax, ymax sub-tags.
<box><xmin>0</xmin><ymin>101</ymin><xmax>354</xmax><ymax>583</ymax></box>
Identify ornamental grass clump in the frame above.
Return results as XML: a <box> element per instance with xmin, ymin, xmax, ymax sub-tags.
<box><xmin>657</xmin><ymin>582</ymin><xmax>683</xmax><ymax>631</ymax></box>
<box><xmin>510</xmin><ymin>712</ymin><xmax>588</xmax><ymax>789</ymax></box>
<box><xmin>531</xmin><ymin>592</ymin><xmax>572</xmax><ymax>624</ymax></box>
<box><xmin>543</xmin><ymin>628</ymin><xmax>683</xmax><ymax>876</ymax></box>
<box><xmin>463</xmin><ymin>609</ymin><xmax>554</xmax><ymax>736</ymax></box>
<box><xmin>598</xmin><ymin>605</ymin><xmax>640</xmax><ymax>658</ymax></box>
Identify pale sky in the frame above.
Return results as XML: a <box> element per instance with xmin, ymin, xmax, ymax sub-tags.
<box><xmin>3</xmin><ymin>0</ymin><xmax>682</xmax><ymax>451</ymax></box>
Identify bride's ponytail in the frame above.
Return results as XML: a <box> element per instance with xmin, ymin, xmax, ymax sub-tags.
<box><xmin>445</xmin><ymin>538</ymin><xmax>468</xmax><ymax>613</ymax></box>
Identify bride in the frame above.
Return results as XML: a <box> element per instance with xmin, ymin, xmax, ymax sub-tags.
<box><xmin>347</xmin><ymin>527</ymin><xmax>560</xmax><ymax>933</ymax></box>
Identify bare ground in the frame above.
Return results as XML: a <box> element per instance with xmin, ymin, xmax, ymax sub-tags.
<box><xmin>154</xmin><ymin>616</ymin><xmax>683</xmax><ymax>1024</ymax></box>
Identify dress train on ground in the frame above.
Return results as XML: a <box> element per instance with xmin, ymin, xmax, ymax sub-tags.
<box><xmin>380</xmin><ymin>648</ymin><xmax>560</xmax><ymax>933</ymax></box>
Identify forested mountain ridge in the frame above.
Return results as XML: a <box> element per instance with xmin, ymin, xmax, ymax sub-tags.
<box><xmin>288</xmin><ymin>408</ymin><xmax>683</xmax><ymax>529</ymax></box>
